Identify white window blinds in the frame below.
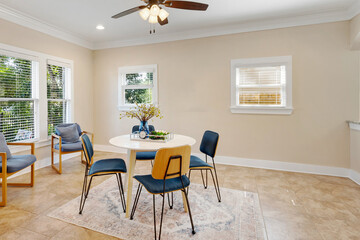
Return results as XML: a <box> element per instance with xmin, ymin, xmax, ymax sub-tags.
<box><xmin>237</xmin><ymin>66</ymin><xmax>286</xmax><ymax>106</ymax></box>
<box><xmin>0</xmin><ymin>55</ymin><xmax>37</xmax><ymax>142</ymax></box>
<box><xmin>47</xmin><ymin>63</ymin><xmax>71</xmax><ymax>135</ymax></box>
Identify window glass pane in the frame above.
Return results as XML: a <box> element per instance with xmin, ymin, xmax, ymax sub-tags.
<box><xmin>0</xmin><ymin>55</ymin><xmax>32</xmax><ymax>98</ymax></box>
<box><xmin>47</xmin><ymin>64</ymin><xmax>65</xmax><ymax>99</ymax></box>
<box><xmin>125</xmin><ymin>72</ymin><xmax>153</xmax><ymax>85</ymax></box>
<box><xmin>0</xmin><ymin>101</ymin><xmax>35</xmax><ymax>142</ymax></box>
<box><xmin>238</xmin><ymin>87</ymin><xmax>282</xmax><ymax>105</ymax></box>
<box><xmin>48</xmin><ymin>101</ymin><xmax>67</xmax><ymax>135</ymax></box>
<box><xmin>125</xmin><ymin>88</ymin><xmax>152</xmax><ymax>104</ymax></box>
<box><xmin>47</xmin><ymin>64</ymin><xmax>69</xmax><ymax>135</ymax></box>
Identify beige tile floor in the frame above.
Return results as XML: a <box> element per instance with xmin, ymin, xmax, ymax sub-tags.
<box><xmin>1</xmin><ymin>151</ymin><xmax>360</xmax><ymax>240</ymax></box>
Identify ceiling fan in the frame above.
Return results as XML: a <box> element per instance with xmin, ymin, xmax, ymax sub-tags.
<box><xmin>111</xmin><ymin>0</ymin><xmax>209</xmax><ymax>26</ymax></box>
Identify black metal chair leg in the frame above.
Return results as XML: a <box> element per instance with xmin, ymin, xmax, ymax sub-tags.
<box><xmin>209</xmin><ymin>170</ymin><xmax>221</xmax><ymax>202</ymax></box>
<box><xmin>85</xmin><ymin>176</ymin><xmax>93</xmax><ymax>198</ymax></box>
<box><xmin>200</xmin><ymin>170</ymin><xmax>207</xmax><ymax>189</ymax></box>
<box><xmin>79</xmin><ymin>174</ymin><xmax>88</xmax><ymax>214</ymax></box>
<box><xmin>153</xmin><ymin>195</ymin><xmax>157</xmax><ymax>240</ymax></box>
<box><xmin>158</xmin><ymin>191</ymin><xmax>166</xmax><ymax>240</ymax></box>
<box><xmin>182</xmin><ymin>189</ymin><xmax>196</xmax><ymax>234</ymax></box>
<box><xmin>116</xmin><ymin>173</ymin><xmax>126</xmax><ymax>212</ymax></box>
<box><xmin>130</xmin><ymin>184</ymin><xmax>143</xmax><ymax>220</ymax></box>
<box><xmin>167</xmin><ymin>192</ymin><xmax>173</xmax><ymax>209</ymax></box>
<box><xmin>211</xmin><ymin>157</ymin><xmax>221</xmax><ymax>202</ymax></box>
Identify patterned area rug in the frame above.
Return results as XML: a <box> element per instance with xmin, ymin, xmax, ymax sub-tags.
<box><xmin>48</xmin><ymin>177</ymin><xmax>267</xmax><ymax>240</ymax></box>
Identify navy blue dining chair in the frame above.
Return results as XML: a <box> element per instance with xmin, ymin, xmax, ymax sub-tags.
<box><xmin>79</xmin><ymin>134</ymin><xmax>127</xmax><ymax>214</ymax></box>
<box><xmin>132</xmin><ymin>125</ymin><xmax>157</xmax><ymax>164</ymax></box>
<box><xmin>188</xmin><ymin>130</ymin><xmax>221</xmax><ymax>202</ymax></box>
<box><xmin>130</xmin><ymin>145</ymin><xmax>195</xmax><ymax>240</ymax></box>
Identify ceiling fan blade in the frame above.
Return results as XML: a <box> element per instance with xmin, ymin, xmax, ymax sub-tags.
<box><xmin>158</xmin><ymin>16</ymin><xmax>169</xmax><ymax>26</ymax></box>
<box><xmin>163</xmin><ymin>1</ymin><xmax>208</xmax><ymax>11</ymax></box>
<box><xmin>111</xmin><ymin>6</ymin><xmax>146</xmax><ymax>19</ymax></box>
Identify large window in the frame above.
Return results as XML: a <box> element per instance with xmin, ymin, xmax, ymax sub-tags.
<box><xmin>0</xmin><ymin>54</ymin><xmax>38</xmax><ymax>142</ymax></box>
<box><xmin>47</xmin><ymin>62</ymin><xmax>71</xmax><ymax>135</ymax></box>
<box><xmin>118</xmin><ymin>65</ymin><xmax>158</xmax><ymax>110</ymax></box>
<box><xmin>231</xmin><ymin>56</ymin><xmax>293</xmax><ymax>115</ymax></box>
<box><xmin>0</xmin><ymin>44</ymin><xmax>73</xmax><ymax>143</ymax></box>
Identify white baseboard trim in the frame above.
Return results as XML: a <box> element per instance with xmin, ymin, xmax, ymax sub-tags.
<box><xmin>7</xmin><ymin>152</ymin><xmax>81</xmax><ymax>179</ymax></box>
<box><xmin>349</xmin><ymin>170</ymin><xmax>360</xmax><ymax>185</ymax></box>
<box><xmin>191</xmin><ymin>153</ymin><xmax>350</xmax><ymax>177</ymax></box>
<box><xmin>94</xmin><ymin>144</ymin><xmax>359</xmax><ymax>185</ymax></box>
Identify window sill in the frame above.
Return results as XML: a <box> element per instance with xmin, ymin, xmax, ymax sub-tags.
<box><xmin>9</xmin><ymin>139</ymin><xmax>51</xmax><ymax>154</ymax></box>
<box><xmin>230</xmin><ymin>106</ymin><xmax>293</xmax><ymax>115</ymax></box>
<box><xmin>348</xmin><ymin>121</ymin><xmax>360</xmax><ymax>131</ymax></box>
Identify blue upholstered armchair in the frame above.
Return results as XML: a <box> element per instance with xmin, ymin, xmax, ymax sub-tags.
<box><xmin>51</xmin><ymin>123</ymin><xmax>93</xmax><ymax>174</ymax></box>
<box><xmin>0</xmin><ymin>133</ymin><xmax>36</xmax><ymax>207</ymax></box>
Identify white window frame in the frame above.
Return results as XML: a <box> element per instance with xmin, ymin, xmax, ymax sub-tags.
<box><xmin>230</xmin><ymin>56</ymin><xmax>293</xmax><ymax>115</ymax></box>
<box><xmin>118</xmin><ymin>64</ymin><xmax>158</xmax><ymax>111</ymax></box>
<box><xmin>0</xmin><ymin>43</ymin><xmax>74</xmax><ymax>149</ymax></box>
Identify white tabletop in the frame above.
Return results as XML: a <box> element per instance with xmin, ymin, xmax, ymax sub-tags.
<box><xmin>109</xmin><ymin>134</ymin><xmax>196</xmax><ymax>151</ymax></box>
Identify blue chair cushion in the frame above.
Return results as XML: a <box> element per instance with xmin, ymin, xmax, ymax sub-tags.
<box><xmin>0</xmin><ymin>155</ymin><xmax>36</xmax><ymax>173</ymax></box>
<box><xmin>55</xmin><ymin>124</ymin><xmax>80</xmax><ymax>143</ymax></box>
<box><xmin>54</xmin><ymin>141</ymin><xmax>82</xmax><ymax>152</ymax></box>
<box><xmin>189</xmin><ymin>155</ymin><xmax>213</xmax><ymax>169</ymax></box>
<box><xmin>89</xmin><ymin>158</ymin><xmax>127</xmax><ymax>175</ymax></box>
<box><xmin>134</xmin><ymin>174</ymin><xmax>190</xmax><ymax>194</ymax></box>
<box><xmin>136</xmin><ymin>151</ymin><xmax>156</xmax><ymax>160</ymax></box>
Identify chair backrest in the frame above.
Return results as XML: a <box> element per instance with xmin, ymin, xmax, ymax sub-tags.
<box><xmin>56</xmin><ymin>123</ymin><xmax>82</xmax><ymax>136</ymax></box>
<box><xmin>200</xmin><ymin>130</ymin><xmax>219</xmax><ymax>158</ymax></box>
<box><xmin>152</xmin><ymin>145</ymin><xmax>191</xmax><ymax>180</ymax></box>
<box><xmin>80</xmin><ymin>134</ymin><xmax>94</xmax><ymax>165</ymax></box>
<box><xmin>132</xmin><ymin>125</ymin><xmax>155</xmax><ymax>133</ymax></box>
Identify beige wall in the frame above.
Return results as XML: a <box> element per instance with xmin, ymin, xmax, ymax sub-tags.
<box><xmin>94</xmin><ymin>21</ymin><xmax>358</xmax><ymax>168</ymax></box>
<box><xmin>0</xmin><ymin>18</ymin><xmax>94</xmax><ymax>159</ymax></box>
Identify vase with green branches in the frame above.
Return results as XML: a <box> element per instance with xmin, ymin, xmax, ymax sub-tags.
<box><xmin>120</xmin><ymin>103</ymin><xmax>163</xmax><ymax>134</ymax></box>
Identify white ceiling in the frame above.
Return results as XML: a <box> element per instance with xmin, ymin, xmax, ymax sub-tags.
<box><xmin>0</xmin><ymin>0</ymin><xmax>359</xmax><ymax>49</ymax></box>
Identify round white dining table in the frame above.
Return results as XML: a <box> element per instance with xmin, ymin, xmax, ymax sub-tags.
<box><xmin>109</xmin><ymin>134</ymin><xmax>196</xmax><ymax>218</ymax></box>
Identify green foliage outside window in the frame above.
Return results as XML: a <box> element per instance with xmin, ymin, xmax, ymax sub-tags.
<box><xmin>0</xmin><ymin>55</ymin><xmax>34</xmax><ymax>142</ymax></box>
<box><xmin>124</xmin><ymin>73</ymin><xmax>153</xmax><ymax>104</ymax></box>
<box><xmin>47</xmin><ymin>65</ymin><xmax>66</xmax><ymax>135</ymax></box>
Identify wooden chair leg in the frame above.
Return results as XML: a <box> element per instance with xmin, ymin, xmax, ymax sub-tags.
<box><xmin>51</xmin><ymin>152</ymin><xmax>62</xmax><ymax>174</ymax></box>
<box><xmin>0</xmin><ymin>174</ymin><xmax>7</xmax><ymax>207</ymax></box>
<box><xmin>30</xmin><ymin>164</ymin><xmax>35</xmax><ymax>187</ymax></box>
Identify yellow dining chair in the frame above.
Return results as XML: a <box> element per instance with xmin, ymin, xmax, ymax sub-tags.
<box><xmin>130</xmin><ymin>145</ymin><xmax>195</xmax><ymax>240</ymax></box>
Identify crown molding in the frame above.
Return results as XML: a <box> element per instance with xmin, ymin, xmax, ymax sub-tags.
<box><xmin>0</xmin><ymin>2</ymin><xmax>360</xmax><ymax>50</ymax></box>
<box><xmin>0</xmin><ymin>3</ymin><xmax>94</xmax><ymax>49</ymax></box>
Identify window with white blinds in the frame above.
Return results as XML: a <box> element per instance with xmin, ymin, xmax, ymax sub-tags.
<box><xmin>47</xmin><ymin>63</ymin><xmax>71</xmax><ymax>136</ymax></box>
<box><xmin>231</xmin><ymin>56</ymin><xmax>293</xmax><ymax>115</ymax></box>
<box><xmin>118</xmin><ymin>65</ymin><xmax>158</xmax><ymax>110</ymax></box>
<box><xmin>0</xmin><ymin>55</ymin><xmax>38</xmax><ymax>142</ymax></box>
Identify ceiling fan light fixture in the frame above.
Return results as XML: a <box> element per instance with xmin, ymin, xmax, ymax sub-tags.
<box><xmin>158</xmin><ymin>9</ymin><xmax>169</xmax><ymax>21</ymax></box>
<box><xmin>150</xmin><ymin>4</ymin><xmax>160</xmax><ymax>16</ymax></box>
<box><xmin>148</xmin><ymin>14</ymin><xmax>158</xmax><ymax>24</ymax></box>
<box><xmin>139</xmin><ymin>7</ymin><xmax>150</xmax><ymax>20</ymax></box>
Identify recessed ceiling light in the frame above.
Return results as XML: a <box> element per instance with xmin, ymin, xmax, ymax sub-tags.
<box><xmin>96</xmin><ymin>25</ymin><xmax>105</xmax><ymax>30</ymax></box>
